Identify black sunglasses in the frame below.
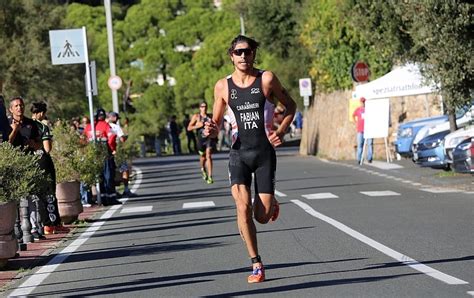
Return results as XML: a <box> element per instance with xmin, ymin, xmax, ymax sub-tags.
<box><xmin>232</xmin><ymin>48</ymin><xmax>253</xmax><ymax>56</ymax></box>
<box><xmin>200</xmin><ymin>105</ymin><xmax>207</xmax><ymax>108</ymax></box>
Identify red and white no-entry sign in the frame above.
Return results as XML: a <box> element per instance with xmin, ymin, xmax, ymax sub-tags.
<box><xmin>351</xmin><ymin>61</ymin><xmax>370</xmax><ymax>82</ymax></box>
<box><xmin>108</xmin><ymin>75</ymin><xmax>123</xmax><ymax>90</ymax></box>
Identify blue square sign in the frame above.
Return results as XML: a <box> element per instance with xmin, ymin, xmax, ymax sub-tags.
<box><xmin>49</xmin><ymin>29</ymin><xmax>86</xmax><ymax>65</ymax></box>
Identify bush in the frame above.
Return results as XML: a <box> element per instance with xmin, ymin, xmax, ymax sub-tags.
<box><xmin>0</xmin><ymin>142</ymin><xmax>48</xmax><ymax>202</ymax></box>
<box><xmin>114</xmin><ymin>136</ymin><xmax>139</xmax><ymax>166</ymax></box>
<box><xmin>77</xmin><ymin>142</ymin><xmax>108</xmax><ymax>186</ymax></box>
<box><xmin>50</xmin><ymin>123</ymin><xmax>107</xmax><ymax>185</ymax></box>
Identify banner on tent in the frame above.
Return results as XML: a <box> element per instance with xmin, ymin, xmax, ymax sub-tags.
<box><xmin>356</xmin><ymin>64</ymin><xmax>436</xmax><ymax>100</ymax></box>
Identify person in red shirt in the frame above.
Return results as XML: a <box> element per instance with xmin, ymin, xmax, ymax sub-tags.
<box><xmin>83</xmin><ymin>108</ymin><xmax>121</xmax><ymax>205</ymax></box>
<box><xmin>352</xmin><ymin>97</ymin><xmax>373</xmax><ymax>164</ymax></box>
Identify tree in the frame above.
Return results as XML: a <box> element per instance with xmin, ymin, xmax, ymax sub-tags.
<box><xmin>299</xmin><ymin>0</ymin><xmax>392</xmax><ymax>93</ymax></box>
<box><xmin>225</xmin><ymin>0</ymin><xmax>312</xmax><ymax>108</ymax></box>
<box><xmin>0</xmin><ymin>0</ymin><xmax>85</xmax><ymax>119</ymax></box>
<box><xmin>354</xmin><ymin>0</ymin><xmax>474</xmax><ymax>131</ymax></box>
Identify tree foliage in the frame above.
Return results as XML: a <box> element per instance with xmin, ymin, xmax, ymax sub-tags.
<box><xmin>299</xmin><ymin>0</ymin><xmax>392</xmax><ymax>92</ymax></box>
<box><xmin>238</xmin><ymin>0</ymin><xmax>311</xmax><ymax>108</ymax></box>
<box><xmin>354</xmin><ymin>0</ymin><xmax>474</xmax><ymax>131</ymax></box>
<box><xmin>2</xmin><ymin>0</ymin><xmax>470</xmax><ymax>135</ymax></box>
<box><xmin>0</xmin><ymin>0</ymin><xmax>85</xmax><ymax>119</ymax></box>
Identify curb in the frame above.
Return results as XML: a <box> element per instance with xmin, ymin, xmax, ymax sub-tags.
<box><xmin>0</xmin><ymin>204</ymin><xmax>106</xmax><ymax>293</ymax></box>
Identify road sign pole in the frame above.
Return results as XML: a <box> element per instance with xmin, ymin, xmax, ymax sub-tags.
<box><xmin>82</xmin><ymin>27</ymin><xmax>95</xmax><ymax>142</ymax></box>
<box><xmin>82</xmin><ymin>26</ymin><xmax>101</xmax><ymax>204</ymax></box>
<box><xmin>303</xmin><ymin>95</ymin><xmax>309</xmax><ymax>114</ymax></box>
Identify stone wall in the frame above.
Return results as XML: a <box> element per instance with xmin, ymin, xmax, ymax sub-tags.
<box><xmin>299</xmin><ymin>90</ymin><xmax>443</xmax><ymax>160</ymax></box>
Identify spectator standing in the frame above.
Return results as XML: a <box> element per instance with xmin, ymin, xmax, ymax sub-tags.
<box><xmin>83</xmin><ymin>108</ymin><xmax>121</xmax><ymax>205</ymax></box>
<box><xmin>183</xmin><ymin>114</ymin><xmax>197</xmax><ymax>154</ymax></box>
<box><xmin>294</xmin><ymin>110</ymin><xmax>303</xmax><ymax>135</ymax></box>
<box><xmin>155</xmin><ymin>126</ymin><xmax>169</xmax><ymax>156</ymax></box>
<box><xmin>78</xmin><ymin>116</ymin><xmax>89</xmax><ymax>135</ymax></box>
<box><xmin>352</xmin><ymin>97</ymin><xmax>373</xmax><ymax>164</ymax></box>
<box><xmin>217</xmin><ymin>115</ymin><xmax>230</xmax><ymax>151</ymax></box>
<box><xmin>8</xmin><ymin>97</ymin><xmax>45</xmax><ymax>240</ymax></box>
<box><xmin>77</xmin><ymin>115</ymin><xmax>94</xmax><ymax>206</ymax></box>
<box><xmin>30</xmin><ymin>102</ymin><xmax>69</xmax><ymax>235</ymax></box>
<box><xmin>107</xmin><ymin>111</ymin><xmax>134</xmax><ymax>197</ymax></box>
<box><xmin>167</xmin><ymin>115</ymin><xmax>181</xmax><ymax>155</ymax></box>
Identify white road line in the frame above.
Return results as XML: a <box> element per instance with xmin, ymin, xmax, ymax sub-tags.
<box><xmin>182</xmin><ymin>201</ymin><xmax>215</xmax><ymax>209</ymax></box>
<box><xmin>9</xmin><ymin>167</ymin><xmax>143</xmax><ymax>297</ymax></box>
<box><xmin>120</xmin><ymin>206</ymin><xmax>153</xmax><ymax>213</ymax></box>
<box><xmin>274</xmin><ymin>190</ymin><xmax>287</xmax><ymax>197</ymax></box>
<box><xmin>291</xmin><ymin>199</ymin><xmax>468</xmax><ymax>285</ymax></box>
<box><xmin>467</xmin><ymin>291</ymin><xmax>474</xmax><ymax>296</ymax></box>
<box><xmin>420</xmin><ymin>188</ymin><xmax>462</xmax><ymax>193</ymax></box>
<box><xmin>360</xmin><ymin>191</ymin><xmax>401</xmax><ymax>197</ymax></box>
<box><xmin>302</xmin><ymin>193</ymin><xmax>339</xmax><ymax>200</ymax></box>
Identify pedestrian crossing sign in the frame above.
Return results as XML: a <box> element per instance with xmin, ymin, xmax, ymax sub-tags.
<box><xmin>49</xmin><ymin>29</ymin><xmax>86</xmax><ymax>65</ymax></box>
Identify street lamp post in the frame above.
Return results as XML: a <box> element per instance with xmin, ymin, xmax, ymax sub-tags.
<box><xmin>104</xmin><ymin>0</ymin><xmax>119</xmax><ymax>113</ymax></box>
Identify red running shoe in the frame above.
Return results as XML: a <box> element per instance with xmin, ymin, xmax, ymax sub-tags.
<box><xmin>270</xmin><ymin>199</ymin><xmax>279</xmax><ymax>222</ymax></box>
<box><xmin>44</xmin><ymin>226</ymin><xmax>55</xmax><ymax>235</ymax></box>
<box><xmin>248</xmin><ymin>265</ymin><xmax>265</xmax><ymax>283</ymax></box>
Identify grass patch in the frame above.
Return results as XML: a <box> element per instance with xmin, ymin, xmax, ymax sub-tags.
<box><xmin>435</xmin><ymin>170</ymin><xmax>459</xmax><ymax>178</ymax></box>
<box><xmin>72</xmin><ymin>219</ymin><xmax>89</xmax><ymax>227</ymax></box>
<box><xmin>17</xmin><ymin>267</ymin><xmax>29</xmax><ymax>274</ymax></box>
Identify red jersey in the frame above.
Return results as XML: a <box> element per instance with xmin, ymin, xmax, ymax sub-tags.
<box><xmin>352</xmin><ymin>106</ymin><xmax>365</xmax><ymax>133</ymax></box>
<box><xmin>83</xmin><ymin>120</ymin><xmax>117</xmax><ymax>151</ymax></box>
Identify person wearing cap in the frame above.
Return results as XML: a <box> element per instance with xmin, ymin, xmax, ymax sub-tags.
<box><xmin>352</xmin><ymin>97</ymin><xmax>373</xmax><ymax>164</ymax></box>
<box><xmin>83</xmin><ymin>108</ymin><xmax>121</xmax><ymax>205</ymax></box>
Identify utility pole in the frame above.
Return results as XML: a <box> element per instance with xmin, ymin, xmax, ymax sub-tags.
<box><xmin>240</xmin><ymin>13</ymin><xmax>245</xmax><ymax>35</ymax></box>
<box><xmin>104</xmin><ymin>0</ymin><xmax>120</xmax><ymax>113</ymax></box>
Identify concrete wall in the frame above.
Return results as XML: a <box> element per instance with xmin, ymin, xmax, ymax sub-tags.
<box><xmin>299</xmin><ymin>90</ymin><xmax>443</xmax><ymax>160</ymax></box>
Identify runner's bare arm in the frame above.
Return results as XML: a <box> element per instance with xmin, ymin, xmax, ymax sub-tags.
<box><xmin>263</xmin><ymin>71</ymin><xmax>296</xmax><ymax>147</ymax></box>
<box><xmin>205</xmin><ymin>78</ymin><xmax>227</xmax><ymax>138</ymax></box>
<box><xmin>187</xmin><ymin>114</ymin><xmax>198</xmax><ymax>131</ymax></box>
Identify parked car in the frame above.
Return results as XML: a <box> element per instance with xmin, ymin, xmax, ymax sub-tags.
<box><xmin>452</xmin><ymin>137</ymin><xmax>474</xmax><ymax>173</ymax></box>
<box><xmin>443</xmin><ymin>124</ymin><xmax>474</xmax><ymax>163</ymax></box>
<box><xmin>394</xmin><ymin>115</ymin><xmax>448</xmax><ymax>157</ymax></box>
<box><xmin>412</xmin><ymin>102</ymin><xmax>474</xmax><ymax>147</ymax></box>
<box><xmin>412</xmin><ymin>129</ymin><xmax>451</xmax><ymax>169</ymax></box>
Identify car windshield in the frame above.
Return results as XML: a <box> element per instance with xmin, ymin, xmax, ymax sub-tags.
<box><xmin>455</xmin><ymin>100</ymin><xmax>474</xmax><ymax>118</ymax></box>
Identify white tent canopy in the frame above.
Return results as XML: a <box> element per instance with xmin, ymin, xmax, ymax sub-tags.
<box><xmin>355</xmin><ymin>64</ymin><xmax>437</xmax><ymax>100</ymax></box>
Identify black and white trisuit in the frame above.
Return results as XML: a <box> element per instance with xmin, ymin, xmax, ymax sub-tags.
<box><xmin>226</xmin><ymin>70</ymin><xmax>276</xmax><ymax>194</ymax></box>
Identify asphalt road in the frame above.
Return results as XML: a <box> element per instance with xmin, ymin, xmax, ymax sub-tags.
<box><xmin>5</xmin><ymin>147</ymin><xmax>474</xmax><ymax>297</ymax></box>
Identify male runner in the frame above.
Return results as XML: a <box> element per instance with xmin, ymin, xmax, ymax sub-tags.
<box><xmin>187</xmin><ymin>101</ymin><xmax>217</xmax><ymax>184</ymax></box>
<box><xmin>205</xmin><ymin>35</ymin><xmax>296</xmax><ymax>283</ymax></box>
